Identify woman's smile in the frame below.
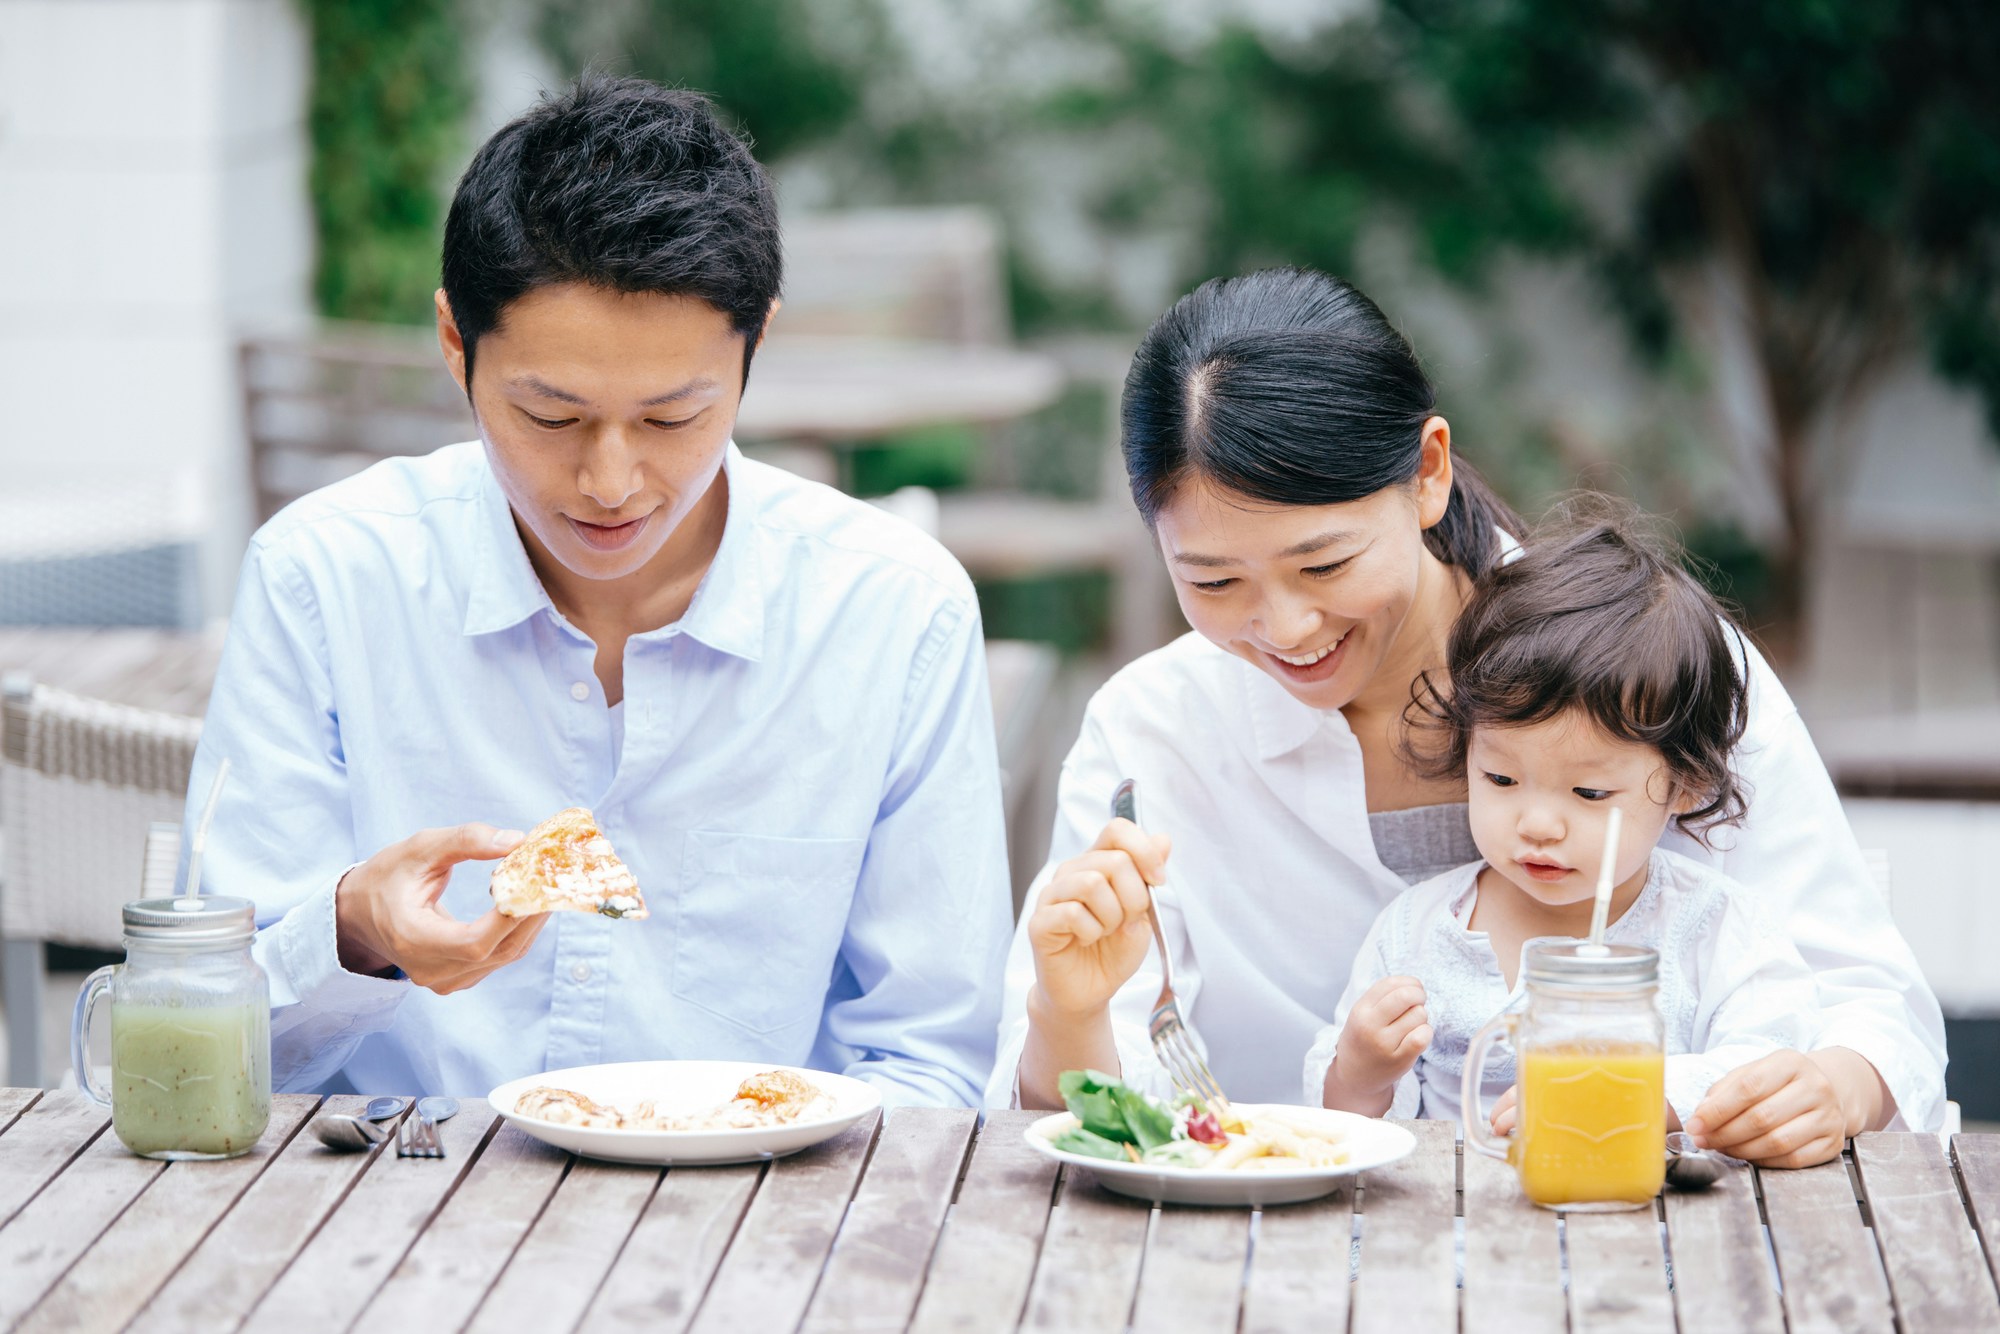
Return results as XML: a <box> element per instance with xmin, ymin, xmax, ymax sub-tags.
<box><xmin>1261</xmin><ymin>628</ymin><xmax>1352</xmax><ymax>683</ymax></box>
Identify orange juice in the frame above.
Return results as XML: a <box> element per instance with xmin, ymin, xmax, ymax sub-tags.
<box><xmin>1514</xmin><ymin>1041</ymin><xmax>1665</xmax><ymax>1208</ymax></box>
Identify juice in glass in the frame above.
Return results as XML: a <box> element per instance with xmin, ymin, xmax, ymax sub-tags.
<box><xmin>110</xmin><ymin>1001</ymin><xmax>272</xmax><ymax>1159</ymax></box>
<box><xmin>1514</xmin><ymin>1041</ymin><xmax>1665</xmax><ymax>1207</ymax></box>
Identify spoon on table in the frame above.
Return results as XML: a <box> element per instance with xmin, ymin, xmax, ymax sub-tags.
<box><xmin>1665</xmin><ymin>1131</ymin><xmax>1743</xmax><ymax>1190</ymax></box>
<box><xmin>310</xmin><ymin>1096</ymin><xmax>409</xmax><ymax>1152</ymax></box>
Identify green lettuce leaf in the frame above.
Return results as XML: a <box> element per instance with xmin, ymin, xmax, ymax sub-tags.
<box><xmin>1049</xmin><ymin>1126</ymin><xmax>1131</xmax><ymax>1161</ymax></box>
<box><xmin>1057</xmin><ymin>1069</ymin><xmax>1177</xmax><ymax>1150</ymax></box>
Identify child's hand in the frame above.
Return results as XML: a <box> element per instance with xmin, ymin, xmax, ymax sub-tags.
<box><xmin>1489</xmin><ymin>1085</ymin><xmax>1517</xmax><ymax>1136</ymax></box>
<box><xmin>1687</xmin><ymin>1050</ymin><xmax>1846</xmax><ymax>1168</ymax></box>
<box><xmin>1331</xmin><ymin>975</ymin><xmax>1432</xmax><ymax>1100</ymax></box>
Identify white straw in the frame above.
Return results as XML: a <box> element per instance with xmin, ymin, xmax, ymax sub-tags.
<box><xmin>177</xmin><ymin>758</ymin><xmax>231</xmax><ymax>909</ymax></box>
<box><xmin>1584</xmin><ymin>805</ymin><xmax>1624</xmax><ymax>950</ymax></box>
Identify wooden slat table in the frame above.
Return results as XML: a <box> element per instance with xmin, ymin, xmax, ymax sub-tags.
<box><xmin>4</xmin><ymin>1094</ymin><xmax>1998</xmax><ymax>1334</ymax></box>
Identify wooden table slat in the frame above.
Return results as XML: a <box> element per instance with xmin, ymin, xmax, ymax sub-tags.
<box><xmin>0</xmin><ymin>1090</ymin><xmax>110</xmax><ymax>1230</ymax></box>
<box><xmin>577</xmin><ymin>1163</ymin><xmax>764</xmax><ymax>1334</ymax></box>
<box><xmin>801</xmin><ymin>1106</ymin><xmax>978</xmax><ymax>1334</ymax></box>
<box><xmin>240</xmin><ymin>1100</ymin><xmax>503</xmax><ymax>1334</ymax></box>
<box><xmin>1127</xmin><ymin>1205</ymin><xmax>1253</xmax><ymax>1334</ymax></box>
<box><xmin>1017</xmin><ymin>1168</ymin><xmax>1153</xmax><ymax>1333</ymax></box>
<box><xmin>1460</xmin><ymin>1144</ymin><xmax>1565</xmax><ymax>1334</ymax></box>
<box><xmin>1853</xmin><ymin>1131</ymin><xmax>2000</xmax><ymax>1332</ymax></box>
<box><xmin>1239</xmin><ymin>1191</ymin><xmax>1354</xmax><ymax>1334</ymax></box>
<box><xmin>1660</xmin><ymin>1161</ymin><xmax>1784</xmax><ymax>1334</ymax></box>
<box><xmin>1352</xmin><ymin>1118</ymin><xmax>1457</xmax><ymax>1334</ymax></box>
<box><xmin>1563</xmin><ymin>1206</ymin><xmax>1673</xmax><ymax>1334</ymax></box>
<box><xmin>0</xmin><ymin>1087</ymin><xmax>42</xmax><ymax>1136</ymax></box>
<box><xmin>906</xmin><ymin>1110</ymin><xmax>1061</xmax><ymax>1334</ymax></box>
<box><xmin>126</xmin><ymin>1096</ymin><xmax>406</xmax><ymax>1334</ymax></box>
<box><xmin>14</xmin><ymin>1095</ymin><xmax>319</xmax><ymax>1334</ymax></box>
<box><xmin>1954</xmin><ymin>1135</ymin><xmax>2000</xmax><ymax>1297</ymax></box>
<box><xmin>685</xmin><ymin>1111</ymin><xmax>882</xmax><ymax>1334</ymax></box>
<box><xmin>467</xmin><ymin>1158</ymin><xmax>663</xmax><ymax>1334</ymax></box>
<box><xmin>1758</xmin><ymin>1157</ymin><xmax>1895</xmax><ymax>1334</ymax></box>
<box><xmin>0</xmin><ymin>1107</ymin><xmax>168</xmax><ymax>1326</ymax></box>
<box><xmin>348</xmin><ymin>1119</ymin><xmax>572</xmax><ymax>1333</ymax></box>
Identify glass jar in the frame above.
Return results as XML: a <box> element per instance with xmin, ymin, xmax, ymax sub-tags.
<box><xmin>71</xmin><ymin>896</ymin><xmax>271</xmax><ymax>1160</ymax></box>
<box><xmin>1462</xmin><ymin>941</ymin><xmax>1666</xmax><ymax>1211</ymax></box>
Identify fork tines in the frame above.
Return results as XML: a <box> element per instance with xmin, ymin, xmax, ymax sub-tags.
<box><xmin>397</xmin><ymin>1114</ymin><xmax>444</xmax><ymax>1158</ymax></box>
<box><xmin>1149</xmin><ymin>1003</ymin><xmax>1230</xmax><ymax>1111</ymax></box>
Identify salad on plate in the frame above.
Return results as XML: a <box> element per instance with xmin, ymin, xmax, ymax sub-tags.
<box><xmin>1046</xmin><ymin>1070</ymin><xmax>1351</xmax><ymax>1172</ymax></box>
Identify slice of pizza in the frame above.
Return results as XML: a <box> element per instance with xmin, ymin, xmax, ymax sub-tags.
<box><xmin>489</xmin><ymin>807</ymin><xmax>648</xmax><ymax>920</ymax></box>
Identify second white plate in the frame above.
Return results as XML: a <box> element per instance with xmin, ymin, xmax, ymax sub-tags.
<box><xmin>1024</xmin><ymin>1103</ymin><xmax>1416</xmax><ymax>1206</ymax></box>
<box><xmin>489</xmin><ymin>1059</ymin><xmax>880</xmax><ymax>1165</ymax></box>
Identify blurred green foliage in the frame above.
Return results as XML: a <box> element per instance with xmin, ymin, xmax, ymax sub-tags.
<box><xmin>302</xmin><ymin>0</ymin><xmax>470</xmax><ymax>324</ymax></box>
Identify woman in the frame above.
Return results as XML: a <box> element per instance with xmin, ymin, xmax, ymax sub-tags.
<box><xmin>989</xmin><ymin>268</ymin><xmax>1944</xmax><ymax>1166</ymax></box>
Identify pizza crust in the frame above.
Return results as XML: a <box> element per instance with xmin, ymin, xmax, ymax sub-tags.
<box><xmin>489</xmin><ymin>806</ymin><xmax>647</xmax><ymax>920</ymax></box>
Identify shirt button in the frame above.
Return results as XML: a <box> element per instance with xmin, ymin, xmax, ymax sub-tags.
<box><xmin>569</xmin><ymin>681</ymin><xmax>590</xmax><ymax>702</ymax></box>
<box><xmin>570</xmin><ymin>962</ymin><xmax>592</xmax><ymax>983</ymax></box>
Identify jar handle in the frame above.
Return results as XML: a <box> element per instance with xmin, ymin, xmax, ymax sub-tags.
<box><xmin>1461</xmin><ymin>1011</ymin><xmax>1519</xmax><ymax>1162</ymax></box>
<box><xmin>71</xmin><ymin>965</ymin><xmax>117</xmax><ymax>1110</ymax></box>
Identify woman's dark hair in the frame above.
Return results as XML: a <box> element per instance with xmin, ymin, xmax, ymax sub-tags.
<box><xmin>1406</xmin><ymin>501</ymin><xmax>1751</xmax><ymax>842</ymax></box>
<box><xmin>441</xmin><ymin>74</ymin><xmax>782</xmax><ymax>386</ymax></box>
<box><xmin>1122</xmin><ymin>267</ymin><xmax>1520</xmax><ymax>576</ymax></box>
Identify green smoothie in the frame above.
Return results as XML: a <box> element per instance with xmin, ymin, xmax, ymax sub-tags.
<box><xmin>110</xmin><ymin>1001</ymin><xmax>271</xmax><ymax>1159</ymax></box>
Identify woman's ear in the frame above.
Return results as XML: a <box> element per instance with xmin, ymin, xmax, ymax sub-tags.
<box><xmin>1415</xmin><ymin>416</ymin><xmax>1455</xmax><ymax>530</ymax></box>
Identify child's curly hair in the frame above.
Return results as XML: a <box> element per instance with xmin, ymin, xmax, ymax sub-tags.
<box><xmin>1404</xmin><ymin>499</ymin><xmax>1751</xmax><ymax>843</ymax></box>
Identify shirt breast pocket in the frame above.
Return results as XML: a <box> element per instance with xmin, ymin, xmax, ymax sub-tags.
<box><xmin>670</xmin><ymin>829</ymin><xmax>867</xmax><ymax>1037</ymax></box>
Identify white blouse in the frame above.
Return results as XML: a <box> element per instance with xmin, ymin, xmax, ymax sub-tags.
<box><xmin>986</xmin><ymin>631</ymin><xmax>1945</xmax><ymax>1130</ymax></box>
<box><xmin>1301</xmin><ymin>850</ymin><xmax>1822</xmax><ymax>1127</ymax></box>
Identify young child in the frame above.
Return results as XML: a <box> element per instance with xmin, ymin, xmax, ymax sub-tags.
<box><xmin>1305</xmin><ymin>510</ymin><xmax>1821</xmax><ymax>1130</ymax></box>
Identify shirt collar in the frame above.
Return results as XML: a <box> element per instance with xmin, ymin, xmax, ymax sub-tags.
<box><xmin>461</xmin><ymin>443</ymin><xmax>765</xmax><ymax>663</ymax></box>
<box><xmin>668</xmin><ymin>444</ymin><xmax>765</xmax><ymax>662</ymax></box>
<box><xmin>1244</xmin><ymin>662</ymin><xmax>1332</xmax><ymax>760</ymax></box>
<box><xmin>462</xmin><ymin>452</ymin><xmax>555</xmax><ymax>637</ymax></box>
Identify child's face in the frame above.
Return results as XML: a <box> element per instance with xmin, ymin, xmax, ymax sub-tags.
<box><xmin>1466</xmin><ymin>712</ymin><xmax>1688</xmax><ymax>909</ymax></box>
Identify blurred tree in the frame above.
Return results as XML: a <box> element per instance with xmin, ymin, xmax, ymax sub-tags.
<box><xmin>531</xmin><ymin>0</ymin><xmax>867</xmax><ymax>160</ymax></box>
<box><xmin>302</xmin><ymin>0</ymin><xmax>471</xmax><ymax>323</ymax></box>
<box><xmin>1357</xmin><ymin>0</ymin><xmax>2000</xmax><ymax>624</ymax></box>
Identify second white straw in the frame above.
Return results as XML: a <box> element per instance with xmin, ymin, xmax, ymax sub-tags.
<box><xmin>1586</xmin><ymin>805</ymin><xmax>1624</xmax><ymax>950</ymax></box>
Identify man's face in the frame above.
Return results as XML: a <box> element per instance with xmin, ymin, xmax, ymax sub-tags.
<box><xmin>438</xmin><ymin>283</ymin><xmax>756</xmax><ymax>583</ymax></box>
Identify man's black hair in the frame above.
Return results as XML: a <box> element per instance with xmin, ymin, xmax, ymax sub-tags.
<box><xmin>441</xmin><ymin>73</ymin><xmax>782</xmax><ymax>386</ymax></box>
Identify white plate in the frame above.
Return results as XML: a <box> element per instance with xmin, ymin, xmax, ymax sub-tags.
<box><xmin>1024</xmin><ymin>1104</ymin><xmax>1417</xmax><ymax>1206</ymax></box>
<box><xmin>489</xmin><ymin>1060</ymin><xmax>880</xmax><ymax>1165</ymax></box>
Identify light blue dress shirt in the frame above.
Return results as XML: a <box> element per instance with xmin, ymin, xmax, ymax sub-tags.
<box><xmin>184</xmin><ymin>441</ymin><xmax>1011</xmax><ymax>1106</ymax></box>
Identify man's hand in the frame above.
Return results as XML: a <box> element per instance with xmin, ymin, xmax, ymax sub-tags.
<box><xmin>1686</xmin><ymin>1050</ymin><xmax>1848</xmax><ymax>1168</ymax></box>
<box><xmin>1026</xmin><ymin>818</ymin><xmax>1171</xmax><ymax>1022</ymax></box>
<box><xmin>1323</xmin><ymin>976</ymin><xmax>1431</xmax><ymax>1114</ymax></box>
<box><xmin>335</xmin><ymin>823</ymin><xmax>547</xmax><ymax>994</ymax></box>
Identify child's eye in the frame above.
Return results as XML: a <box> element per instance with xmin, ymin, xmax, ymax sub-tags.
<box><xmin>1482</xmin><ymin>772</ymin><xmax>1516</xmax><ymax>788</ymax></box>
<box><xmin>1573</xmin><ymin>787</ymin><xmax>1613</xmax><ymax>801</ymax></box>
<box><xmin>1189</xmin><ymin>577</ymin><xmax>1237</xmax><ymax>592</ymax></box>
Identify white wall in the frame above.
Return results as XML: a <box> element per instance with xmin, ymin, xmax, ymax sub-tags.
<box><xmin>0</xmin><ymin>0</ymin><xmax>313</xmax><ymax>616</ymax></box>
<box><xmin>1845</xmin><ymin>797</ymin><xmax>2000</xmax><ymax>1014</ymax></box>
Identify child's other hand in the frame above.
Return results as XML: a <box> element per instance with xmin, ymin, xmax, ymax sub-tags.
<box><xmin>1489</xmin><ymin>1085</ymin><xmax>1517</xmax><ymax>1136</ymax></box>
<box><xmin>1335</xmin><ymin>975</ymin><xmax>1433</xmax><ymax>1093</ymax></box>
<box><xmin>1686</xmin><ymin>1050</ymin><xmax>1845</xmax><ymax>1168</ymax></box>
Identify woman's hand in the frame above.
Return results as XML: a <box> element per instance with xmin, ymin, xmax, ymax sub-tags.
<box><xmin>1686</xmin><ymin>1050</ymin><xmax>1852</xmax><ymax>1168</ymax></box>
<box><xmin>1026</xmin><ymin>818</ymin><xmax>1171</xmax><ymax>1021</ymax></box>
<box><xmin>1323</xmin><ymin>977</ymin><xmax>1431</xmax><ymax>1114</ymax></box>
<box><xmin>335</xmin><ymin>823</ymin><xmax>547</xmax><ymax>994</ymax></box>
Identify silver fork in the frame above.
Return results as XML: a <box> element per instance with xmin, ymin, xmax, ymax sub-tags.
<box><xmin>1111</xmin><ymin>778</ymin><xmax>1230</xmax><ymax>1112</ymax></box>
<box><xmin>396</xmin><ymin>1096</ymin><xmax>457</xmax><ymax>1158</ymax></box>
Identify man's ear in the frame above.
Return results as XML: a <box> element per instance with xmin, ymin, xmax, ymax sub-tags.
<box><xmin>755</xmin><ymin>297</ymin><xmax>782</xmax><ymax>355</ymax></box>
<box><xmin>1414</xmin><ymin>416</ymin><xmax>1455</xmax><ymax>530</ymax></box>
<box><xmin>436</xmin><ymin>289</ymin><xmax>469</xmax><ymax>396</ymax></box>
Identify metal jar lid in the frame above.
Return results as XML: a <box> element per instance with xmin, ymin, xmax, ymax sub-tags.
<box><xmin>1522</xmin><ymin>940</ymin><xmax>1658</xmax><ymax>991</ymax></box>
<box><xmin>122</xmin><ymin>896</ymin><xmax>257</xmax><ymax>944</ymax></box>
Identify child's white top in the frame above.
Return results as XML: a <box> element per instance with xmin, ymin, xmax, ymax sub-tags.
<box><xmin>1302</xmin><ymin>848</ymin><xmax>1822</xmax><ymax>1127</ymax></box>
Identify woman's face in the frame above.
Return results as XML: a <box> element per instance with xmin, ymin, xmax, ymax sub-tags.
<box><xmin>1151</xmin><ymin>424</ymin><xmax>1455</xmax><ymax>712</ymax></box>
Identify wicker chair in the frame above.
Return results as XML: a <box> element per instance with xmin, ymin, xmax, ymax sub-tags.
<box><xmin>0</xmin><ymin>679</ymin><xmax>200</xmax><ymax>1085</ymax></box>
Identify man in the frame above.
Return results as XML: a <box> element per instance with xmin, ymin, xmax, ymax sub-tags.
<box><xmin>185</xmin><ymin>75</ymin><xmax>1011</xmax><ymax>1106</ymax></box>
